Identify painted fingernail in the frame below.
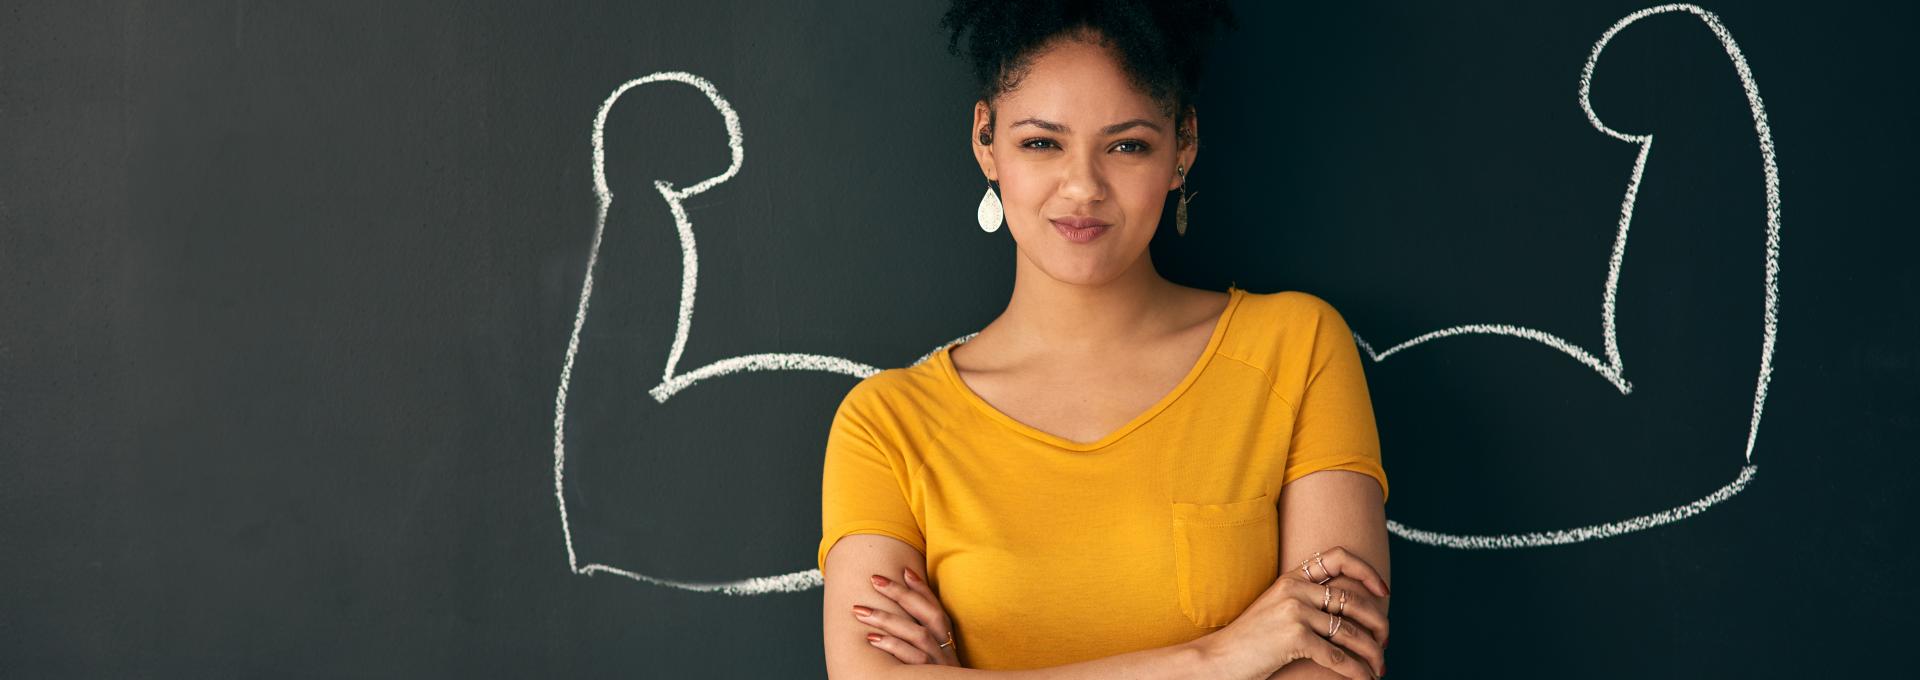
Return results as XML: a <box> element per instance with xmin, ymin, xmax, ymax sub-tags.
<box><xmin>904</xmin><ymin>568</ymin><xmax>920</xmax><ymax>583</ymax></box>
<box><xmin>871</xmin><ymin>574</ymin><xmax>891</xmax><ymax>588</ymax></box>
<box><xmin>852</xmin><ymin>605</ymin><xmax>873</xmax><ymax>617</ymax></box>
<box><xmin>867</xmin><ymin>633</ymin><xmax>882</xmax><ymax>643</ymax></box>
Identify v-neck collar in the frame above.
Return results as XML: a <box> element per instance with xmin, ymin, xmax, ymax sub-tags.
<box><xmin>935</xmin><ymin>286</ymin><xmax>1245</xmax><ymax>452</ymax></box>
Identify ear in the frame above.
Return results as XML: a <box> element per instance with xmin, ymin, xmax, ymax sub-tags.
<box><xmin>971</xmin><ymin>99</ymin><xmax>996</xmax><ymax>182</ymax></box>
<box><xmin>1174</xmin><ymin>104</ymin><xmax>1199</xmax><ymax>190</ymax></box>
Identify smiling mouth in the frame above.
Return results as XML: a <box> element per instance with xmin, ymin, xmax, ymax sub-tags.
<box><xmin>1051</xmin><ymin>219</ymin><xmax>1112</xmax><ymax>243</ymax></box>
<box><xmin>1049</xmin><ymin>217</ymin><xmax>1112</xmax><ymax>229</ymax></box>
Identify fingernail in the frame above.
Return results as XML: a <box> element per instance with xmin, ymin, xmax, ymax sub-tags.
<box><xmin>867</xmin><ymin>633</ymin><xmax>882</xmax><ymax>643</ymax></box>
<box><xmin>904</xmin><ymin>568</ymin><xmax>920</xmax><ymax>583</ymax></box>
<box><xmin>851</xmin><ymin>605</ymin><xmax>873</xmax><ymax>617</ymax></box>
<box><xmin>871</xmin><ymin>574</ymin><xmax>891</xmax><ymax>588</ymax></box>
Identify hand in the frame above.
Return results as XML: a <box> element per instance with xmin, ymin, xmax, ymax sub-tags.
<box><xmin>1204</xmin><ymin>546</ymin><xmax>1391</xmax><ymax>680</ymax></box>
<box><xmin>851</xmin><ymin>567</ymin><xmax>961</xmax><ymax>666</ymax></box>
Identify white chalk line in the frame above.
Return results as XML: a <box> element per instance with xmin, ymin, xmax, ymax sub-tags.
<box><xmin>1389</xmin><ymin>465</ymin><xmax>1758</xmax><ymax>549</ymax></box>
<box><xmin>551</xmin><ymin>4</ymin><xmax>1787</xmax><ymax>591</ymax></box>
<box><xmin>1361</xmin><ymin>4</ymin><xmax>1783</xmax><ymax>549</ymax></box>
<box><xmin>552</xmin><ymin>71</ymin><xmax>989</xmax><ymax>593</ymax></box>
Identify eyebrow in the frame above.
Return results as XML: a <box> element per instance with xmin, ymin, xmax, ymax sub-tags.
<box><xmin>1008</xmin><ymin>117</ymin><xmax>1164</xmax><ymax>135</ymax></box>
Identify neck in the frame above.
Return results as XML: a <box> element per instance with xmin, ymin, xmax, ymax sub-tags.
<box><xmin>996</xmin><ymin>246</ymin><xmax>1179</xmax><ymax>353</ymax></box>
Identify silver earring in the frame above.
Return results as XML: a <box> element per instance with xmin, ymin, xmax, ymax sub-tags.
<box><xmin>977</xmin><ymin>180</ymin><xmax>1004</xmax><ymax>233</ymax></box>
<box><xmin>1175</xmin><ymin>165</ymin><xmax>1198</xmax><ymax>236</ymax></box>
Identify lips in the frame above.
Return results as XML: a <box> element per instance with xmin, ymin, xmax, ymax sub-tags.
<box><xmin>1049</xmin><ymin>216</ymin><xmax>1112</xmax><ymax>229</ymax></box>
<box><xmin>1051</xmin><ymin>217</ymin><xmax>1112</xmax><ymax>244</ymax></box>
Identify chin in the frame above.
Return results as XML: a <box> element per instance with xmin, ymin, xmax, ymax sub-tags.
<box><xmin>1038</xmin><ymin>254</ymin><xmax>1130</xmax><ymax>287</ymax></box>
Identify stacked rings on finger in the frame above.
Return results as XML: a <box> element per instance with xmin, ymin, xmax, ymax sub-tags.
<box><xmin>1335</xmin><ymin>588</ymin><xmax>1349</xmax><ymax>617</ymax></box>
<box><xmin>1322</xmin><ymin>586</ymin><xmax>1334</xmax><ymax>612</ymax></box>
<box><xmin>1327</xmin><ymin>614</ymin><xmax>1345</xmax><ymax>638</ymax></box>
<box><xmin>1301</xmin><ymin>551</ymin><xmax>1333</xmax><ymax>585</ymax></box>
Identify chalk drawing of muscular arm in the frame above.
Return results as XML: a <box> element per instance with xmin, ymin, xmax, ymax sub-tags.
<box><xmin>550</xmin><ymin>3</ymin><xmax>1786</xmax><ymax>595</ymax></box>
<box><xmin>1352</xmin><ymin>4</ymin><xmax>1782</xmax><ymax>549</ymax></box>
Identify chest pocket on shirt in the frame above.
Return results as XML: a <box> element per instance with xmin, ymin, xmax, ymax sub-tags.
<box><xmin>1170</xmin><ymin>493</ymin><xmax>1280</xmax><ymax>628</ymax></box>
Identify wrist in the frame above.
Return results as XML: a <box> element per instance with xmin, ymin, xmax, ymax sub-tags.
<box><xmin>1187</xmin><ymin>628</ymin><xmax>1262</xmax><ymax>680</ymax></box>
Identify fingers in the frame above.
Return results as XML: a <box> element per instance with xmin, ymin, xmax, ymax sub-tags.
<box><xmin>864</xmin><ymin>632</ymin><xmax>936</xmax><ymax>665</ymax></box>
<box><xmin>1269</xmin><ymin>575</ymin><xmax>1389</xmax><ymax>651</ymax></box>
<box><xmin>867</xmin><ymin>573</ymin><xmax>954</xmax><ymax>641</ymax></box>
<box><xmin>1274</xmin><ymin>572</ymin><xmax>1397</xmax><ymax>676</ymax></box>
<box><xmin>1323</xmin><ymin>577</ymin><xmax>1390</xmax><ymax>650</ymax></box>
<box><xmin>1301</xmin><ymin>632</ymin><xmax>1382</xmax><ymax>680</ymax></box>
<box><xmin>852</xmin><ymin>604</ymin><xmax>946</xmax><ymax>664</ymax></box>
<box><xmin>895</xmin><ymin>568</ymin><xmax>954</xmax><ymax>634</ymax></box>
<box><xmin>855</xmin><ymin>572</ymin><xmax>955</xmax><ymax>665</ymax></box>
<box><xmin>1293</xmin><ymin>546</ymin><xmax>1390</xmax><ymax>599</ymax></box>
<box><xmin>852</xmin><ymin>602</ymin><xmax>949</xmax><ymax>665</ymax></box>
<box><xmin>1322</xmin><ymin>611</ymin><xmax>1386</xmax><ymax>679</ymax></box>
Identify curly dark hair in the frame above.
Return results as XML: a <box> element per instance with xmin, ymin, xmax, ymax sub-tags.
<box><xmin>939</xmin><ymin>0</ymin><xmax>1239</xmax><ymax>151</ymax></box>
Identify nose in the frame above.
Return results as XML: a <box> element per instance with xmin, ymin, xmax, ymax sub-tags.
<box><xmin>1055</xmin><ymin>146</ymin><xmax>1106</xmax><ymax>204</ymax></box>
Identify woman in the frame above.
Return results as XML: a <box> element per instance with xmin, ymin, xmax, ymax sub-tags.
<box><xmin>819</xmin><ymin>1</ymin><xmax>1391</xmax><ymax>678</ymax></box>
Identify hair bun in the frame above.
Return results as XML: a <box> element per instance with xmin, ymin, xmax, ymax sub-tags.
<box><xmin>940</xmin><ymin>0</ymin><xmax>1239</xmax><ymax>130</ymax></box>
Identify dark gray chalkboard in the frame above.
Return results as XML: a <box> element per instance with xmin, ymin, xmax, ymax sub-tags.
<box><xmin>4</xmin><ymin>1</ymin><xmax>1915</xmax><ymax>677</ymax></box>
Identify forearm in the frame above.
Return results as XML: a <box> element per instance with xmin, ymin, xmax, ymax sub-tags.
<box><xmin>1261</xmin><ymin>660</ymin><xmax>1344</xmax><ymax>680</ymax></box>
<box><xmin>851</xmin><ymin>633</ymin><xmax>1257</xmax><ymax>680</ymax></box>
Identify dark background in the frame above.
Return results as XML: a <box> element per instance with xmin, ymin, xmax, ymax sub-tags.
<box><xmin>5</xmin><ymin>1</ymin><xmax>1914</xmax><ymax>677</ymax></box>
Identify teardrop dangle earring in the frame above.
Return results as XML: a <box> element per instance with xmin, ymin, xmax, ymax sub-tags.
<box><xmin>977</xmin><ymin>180</ymin><xmax>1004</xmax><ymax>233</ymax></box>
<box><xmin>1175</xmin><ymin>165</ymin><xmax>1197</xmax><ymax>236</ymax></box>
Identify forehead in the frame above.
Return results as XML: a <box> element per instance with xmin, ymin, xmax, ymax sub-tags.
<box><xmin>998</xmin><ymin>39</ymin><xmax>1165</xmax><ymax>126</ymax></box>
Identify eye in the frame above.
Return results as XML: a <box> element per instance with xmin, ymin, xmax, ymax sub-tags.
<box><xmin>1019</xmin><ymin>138</ymin><xmax>1153</xmax><ymax>154</ymax></box>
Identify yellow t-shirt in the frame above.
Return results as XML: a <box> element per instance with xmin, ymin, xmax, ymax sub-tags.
<box><xmin>816</xmin><ymin>285</ymin><xmax>1387</xmax><ymax>670</ymax></box>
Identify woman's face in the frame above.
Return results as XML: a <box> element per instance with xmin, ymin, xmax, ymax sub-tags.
<box><xmin>971</xmin><ymin>36</ymin><xmax>1198</xmax><ymax>286</ymax></box>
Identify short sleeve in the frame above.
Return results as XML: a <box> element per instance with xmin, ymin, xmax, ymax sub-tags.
<box><xmin>1279</xmin><ymin>298</ymin><xmax>1389</xmax><ymax>503</ymax></box>
<box><xmin>817</xmin><ymin>384</ymin><xmax>927</xmax><ymax>573</ymax></box>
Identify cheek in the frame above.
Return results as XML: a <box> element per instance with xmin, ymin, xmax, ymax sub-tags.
<box><xmin>998</xmin><ymin>166</ymin><xmax>1172</xmax><ymax>229</ymax></box>
<box><xmin>1000</xmin><ymin>169</ymin><xmax>1169</xmax><ymax>202</ymax></box>
<box><xmin>997</xmin><ymin>176</ymin><xmax>1046</xmax><ymax>224</ymax></box>
<box><xmin>998</xmin><ymin>171</ymin><xmax>1039</xmax><ymax>201</ymax></box>
<box><xmin>1121</xmin><ymin>178</ymin><xmax>1173</xmax><ymax>223</ymax></box>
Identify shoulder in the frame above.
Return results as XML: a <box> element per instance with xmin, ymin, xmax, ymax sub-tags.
<box><xmin>1239</xmin><ymin>289</ymin><xmax>1348</xmax><ymax>328</ymax></box>
<box><xmin>1219</xmin><ymin>288</ymin><xmax>1365</xmax><ymax>386</ymax></box>
<box><xmin>834</xmin><ymin>352</ymin><xmax>957</xmax><ymax>426</ymax></box>
<box><xmin>1224</xmin><ymin>289</ymin><xmax>1356</xmax><ymax>353</ymax></box>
